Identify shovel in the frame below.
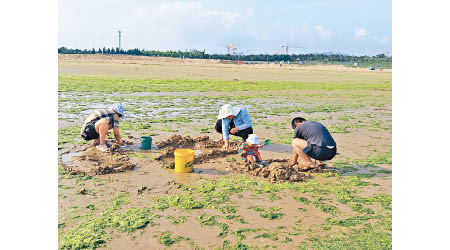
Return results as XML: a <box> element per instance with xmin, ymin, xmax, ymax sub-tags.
<box><xmin>263</xmin><ymin>139</ymin><xmax>271</xmax><ymax>146</ymax></box>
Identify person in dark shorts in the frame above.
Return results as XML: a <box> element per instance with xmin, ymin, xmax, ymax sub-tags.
<box><xmin>291</xmin><ymin>117</ymin><xmax>337</xmax><ymax>169</ymax></box>
<box><xmin>80</xmin><ymin>104</ymin><xmax>125</xmax><ymax>152</ymax></box>
<box><xmin>215</xmin><ymin>104</ymin><xmax>253</xmax><ymax>149</ymax></box>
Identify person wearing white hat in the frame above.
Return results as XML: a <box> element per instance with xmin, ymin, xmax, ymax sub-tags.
<box><xmin>238</xmin><ymin>134</ymin><xmax>264</xmax><ymax>164</ymax></box>
<box><xmin>80</xmin><ymin>104</ymin><xmax>125</xmax><ymax>152</ymax></box>
<box><xmin>215</xmin><ymin>104</ymin><xmax>253</xmax><ymax>149</ymax></box>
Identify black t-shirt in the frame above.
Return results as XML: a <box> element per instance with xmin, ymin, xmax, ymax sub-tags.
<box><xmin>294</xmin><ymin>121</ymin><xmax>336</xmax><ymax>147</ymax></box>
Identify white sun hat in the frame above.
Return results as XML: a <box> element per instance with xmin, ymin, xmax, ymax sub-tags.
<box><xmin>217</xmin><ymin>104</ymin><xmax>241</xmax><ymax>120</ymax></box>
<box><xmin>246</xmin><ymin>134</ymin><xmax>262</xmax><ymax>145</ymax></box>
<box><xmin>110</xmin><ymin>103</ymin><xmax>125</xmax><ymax>118</ymax></box>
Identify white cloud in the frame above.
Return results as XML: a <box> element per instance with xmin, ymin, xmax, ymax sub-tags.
<box><xmin>147</xmin><ymin>1</ymin><xmax>241</xmax><ymax>30</ymax></box>
<box><xmin>314</xmin><ymin>25</ymin><xmax>332</xmax><ymax>39</ymax></box>
<box><xmin>126</xmin><ymin>1</ymin><xmax>250</xmax><ymax>50</ymax></box>
<box><xmin>354</xmin><ymin>28</ymin><xmax>368</xmax><ymax>38</ymax></box>
<box><xmin>59</xmin><ymin>0</ymin><xmax>391</xmax><ymax>55</ymax></box>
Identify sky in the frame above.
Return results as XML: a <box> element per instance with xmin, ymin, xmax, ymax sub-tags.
<box><xmin>59</xmin><ymin>0</ymin><xmax>392</xmax><ymax>56</ymax></box>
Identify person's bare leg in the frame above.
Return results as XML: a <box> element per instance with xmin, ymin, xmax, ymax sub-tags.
<box><xmin>91</xmin><ymin>138</ymin><xmax>100</xmax><ymax>146</ymax></box>
<box><xmin>255</xmin><ymin>151</ymin><xmax>262</xmax><ymax>161</ymax></box>
<box><xmin>291</xmin><ymin>138</ymin><xmax>318</xmax><ymax>168</ymax></box>
<box><xmin>95</xmin><ymin>118</ymin><xmax>109</xmax><ymax>146</ymax></box>
<box><xmin>246</xmin><ymin>155</ymin><xmax>256</xmax><ymax>164</ymax></box>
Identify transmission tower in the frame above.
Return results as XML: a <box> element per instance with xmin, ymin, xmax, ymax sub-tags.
<box><xmin>118</xmin><ymin>31</ymin><xmax>122</xmax><ymax>50</ymax></box>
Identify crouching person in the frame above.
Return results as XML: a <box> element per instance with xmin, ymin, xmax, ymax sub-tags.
<box><xmin>215</xmin><ymin>104</ymin><xmax>254</xmax><ymax>149</ymax></box>
<box><xmin>80</xmin><ymin>104</ymin><xmax>125</xmax><ymax>152</ymax></box>
<box><xmin>291</xmin><ymin>117</ymin><xmax>337</xmax><ymax>169</ymax></box>
<box><xmin>239</xmin><ymin>134</ymin><xmax>264</xmax><ymax>164</ymax></box>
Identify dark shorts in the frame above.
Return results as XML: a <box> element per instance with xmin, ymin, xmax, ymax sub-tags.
<box><xmin>81</xmin><ymin>120</ymin><xmax>99</xmax><ymax>141</ymax></box>
<box><xmin>303</xmin><ymin>142</ymin><xmax>337</xmax><ymax>161</ymax></box>
<box><xmin>215</xmin><ymin>119</ymin><xmax>253</xmax><ymax>141</ymax></box>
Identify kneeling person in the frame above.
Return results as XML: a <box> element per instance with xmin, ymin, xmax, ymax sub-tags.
<box><xmin>291</xmin><ymin>117</ymin><xmax>337</xmax><ymax>169</ymax></box>
<box><xmin>80</xmin><ymin>104</ymin><xmax>125</xmax><ymax>152</ymax></box>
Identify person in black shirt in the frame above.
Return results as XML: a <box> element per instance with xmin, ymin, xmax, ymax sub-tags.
<box><xmin>291</xmin><ymin>117</ymin><xmax>337</xmax><ymax>169</ymax></box>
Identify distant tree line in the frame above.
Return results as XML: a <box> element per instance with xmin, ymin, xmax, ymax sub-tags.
<box><xmin>58</xmin><ymin>47</ymin><xmax>391</xmax><ymax>64</ymax></box>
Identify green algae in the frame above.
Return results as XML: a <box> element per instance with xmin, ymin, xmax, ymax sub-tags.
<box><xmin>197</xmin><ymin>214</ymin><xmax>229</xmax><ymax>237</ymax></box>
<box><xmin>59</xmin><ymin>194</ymin><xmax>155</xmax><ymax>250</ymax></box>
<box><xmin>166</xmin><ymin>215</ymin><xmax>187</xmax><ymax>224</ymax></box>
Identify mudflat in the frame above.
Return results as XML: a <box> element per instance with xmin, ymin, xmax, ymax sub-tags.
<box><xmin>58</xmin><ymin>54</ymin><xmax>392</xmax><ymax>250</ymax></box>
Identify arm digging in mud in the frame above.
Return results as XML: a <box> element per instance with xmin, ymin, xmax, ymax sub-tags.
<box><xmin>113</xmin><ymin>127</ymin><xmax>122</xmax><ymax>145</ymax></box>
<box><xmin>215</xmin><ymin>104</ymin><xmax>254</xmax><ymax>149</ymax></box>
<box><xmin>80</xmin><ymin>104</ymin><xmax>125</xmax><ymax>152</ymax></box>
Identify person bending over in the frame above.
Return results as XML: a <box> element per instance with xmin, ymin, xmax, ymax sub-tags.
<box><xmin>80</xmin><ymin>104</ymin><xmax>125</xmax><ymax>152</ymax></box>
<box><xmin>291</xmin><ymin>117</ymin><xmax>337</xmax><ymax>169</ymax></box>
<box><xmin>215</xmin><ymin>104</ymin><xmax>253</xmax><ymax>149</ymax></box>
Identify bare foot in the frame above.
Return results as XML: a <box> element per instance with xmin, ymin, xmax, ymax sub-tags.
<box><xmin>300</xmin><ymin>162</ymin><xmax>319</xmax><ymax>170</ymax></box>
<box><xmin>300</xmin><ymin>163</ymin><xmax>310</xmax><ymax>171</ymax></box>
<box><xmin>309</xmin><ymin>162</ymin><xmax>319</xmax><ymax>169</ymax></box>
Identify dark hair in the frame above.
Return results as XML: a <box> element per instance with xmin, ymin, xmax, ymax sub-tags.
<box><xmin>291</xmin><ymin>117</ymin><xmax>307</xmax><ymax>129</ymax></box>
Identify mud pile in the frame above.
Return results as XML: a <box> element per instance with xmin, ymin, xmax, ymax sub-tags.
<box><xmin>157</xmin><ymin>134</ymin><xmax>206</xmax><ymax>148</ymax></box>
<box><xmin>156</xmin><ymin>135</ymin><xmax>334</xmax><ymax>183</ymax></box>
<box><xmin>61</xmin><ymin>142</ymin><xmax>136</xmax><ymax>175</ymax></box>
<box><xmin>229</xmin><ymin>159</ymin><xmax>333</xmax><ymax>183</ymax></box>
<box><xmin>156</xmin><ymin>135</ymin><xmax>239</xmax><ymax>162</ymax></box>
<box><xmin>194</xmin><ymin>148</ymin><xmax>237</xmax><ymax>164</ymax></box>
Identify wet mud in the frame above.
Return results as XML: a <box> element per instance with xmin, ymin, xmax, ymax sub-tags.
<box><xmin>156</xmin><ymin>135</ymin><xmax>240</xmax><ymax>164</ymax></box>
<box><xmin>228</xmin><ymin>158</ymin><xmax>334</xmax><ymax>183</ymax></box>
<box><xmin>156</xmin><ymin>135</ymin><xmax>334</xmax><ymax>182</ymax></box>
<box><xmin>60</xmin><ymin>140</ymin><xmax>137</xmax><ymax>175</ymax></box>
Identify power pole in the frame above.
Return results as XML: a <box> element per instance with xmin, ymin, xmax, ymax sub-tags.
<box><xmin>118</xmin><ymin>31</ymin><xmax>122</xmax><ymax>50</ymax></box>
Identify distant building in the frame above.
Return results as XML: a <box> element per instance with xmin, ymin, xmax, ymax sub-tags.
<box><xmin>295</xmin><ymin>58</ymin><xmax>304</xmax><ymax>64</ymax></box>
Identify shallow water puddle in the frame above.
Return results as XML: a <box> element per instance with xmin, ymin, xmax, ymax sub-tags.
<box><xmin>60</xmin><ymin>151</ymin><xmax>82</xmax><ymax>166</ymax></box>
<box><xmin>168</xmin><ymin>168</ymin><xmax>229</xmax><ymax>176</ymax></box>
<box><xmin>192</xmin><ymin>168</ymin><xmax>228</xmax><ymax>175</ymax></box>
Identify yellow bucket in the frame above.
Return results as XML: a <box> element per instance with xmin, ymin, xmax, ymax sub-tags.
<box><xmin>174</xmin><ymin>149</ymin><xmax>194</xmax><ymax>173</ymax></box>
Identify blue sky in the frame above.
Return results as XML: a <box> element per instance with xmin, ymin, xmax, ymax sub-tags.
<box><xmin>59</xmin><ymin>0</ymin><xmax>392</xmax><ymax>56</ymax></box>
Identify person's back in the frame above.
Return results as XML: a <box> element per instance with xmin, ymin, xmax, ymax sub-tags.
<box><xmin>294</xmin><ymin>121</ymin><xmax>336</xmax><ymax>147</ymax></box>
<box><xmin>82</xmin><ymin>108</ymin><xmax>119</xmax><ymax>131</ymax></box>
<box><xmin>291</xmin><ymin>117</ymin><xmax>337</xmax><ymax>168</ymax></box>
<box><xmin>80</xmin><ymin>104</ymin><xmax>125</xmax><ymax>152</ymax></box>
